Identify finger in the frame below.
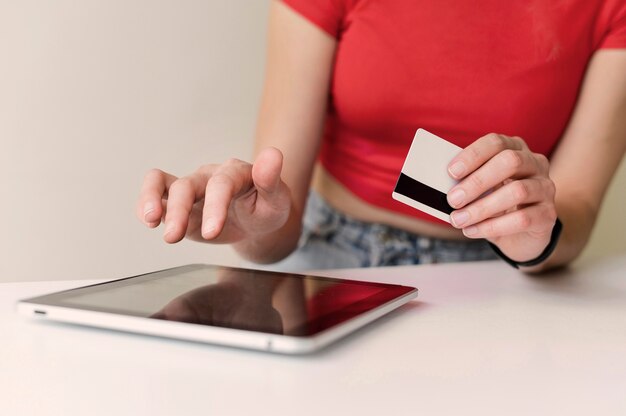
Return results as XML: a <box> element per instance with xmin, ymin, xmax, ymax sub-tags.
<box><xmin>136</xmin><ymin>169</ymin><xmax>177</xmax><ymax>227</ymax></box>
<box><xmin>163</xmin><ymin>176</ymin><xmax>207</xmax><ymax>243</ymax></box>
<box><xmin>461</xmin><ymin>203</ymin><xmax>557</xmax><ymax>239</ymax></box>
<box><xmin>251</xmin><ymin>147</ymin><xmax>284</xmax><ymax>196</ymax></box>
<box><xmin>447</xmin><ymin>149</ymin><xmax>542</xmax><ymax>209</ymax></box>
<box><xmin>448</xmin><ymin>134</ymin><xmax>526</xmax><ymax>180</ymax></box>
<box><xmin>450</xmin><ymin>178</ymin><xmax>555</xmax><ymax>228</ymax></box>
<box><xmin>202</xmin><ymin>159</ymin><xmax>253</xmax><ymax>239</ymax></box>
<box><xmin>150</xmin><ymin>299</ymin><xmax>201</xmax><ymax>323</ymax></box>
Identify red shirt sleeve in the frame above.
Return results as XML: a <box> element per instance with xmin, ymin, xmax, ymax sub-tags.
<box><xmin>281</xmin><ymin>0</ymin><xmax>359</xmax><ymax>38</ymax></box>
<box><xmin>598</xmin><ymin>1</ymin><xmax>626</xmax><ymax>49</ymax></box>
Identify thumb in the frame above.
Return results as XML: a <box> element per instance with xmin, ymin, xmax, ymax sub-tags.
<box><xmin>251</xmin><ymin>147</ymin><xmax>284</xmax><ymax>196</ymax></box>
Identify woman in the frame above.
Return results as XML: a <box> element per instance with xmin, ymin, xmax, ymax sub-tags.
<box><xmin>137</xmin><ymin>0</ymin><xmax>626</xmax><ymax>272</ymax></box>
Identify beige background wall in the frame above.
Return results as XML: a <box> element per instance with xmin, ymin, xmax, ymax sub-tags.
<box><xmin>1</xmin><ymin>0</ymin><xmax>624</xmax><ymax>283</ymax></box>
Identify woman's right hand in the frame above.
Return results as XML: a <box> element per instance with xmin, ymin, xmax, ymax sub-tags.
<box><xmin>136</xmin><ymin>147</ymin><xmax>292</xmax><ymax>245</ymax></box>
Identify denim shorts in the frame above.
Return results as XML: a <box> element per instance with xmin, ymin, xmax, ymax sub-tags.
<box><xmin>265</xmin><ymin>191</ymin><xmax>498</xmax><ymax>271</ymax></box>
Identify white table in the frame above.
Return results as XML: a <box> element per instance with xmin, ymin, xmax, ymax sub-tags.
<box><xmin>2</xmin><ymin>256</ymin><xmax>626</xmax><ymax>416</ymax></box>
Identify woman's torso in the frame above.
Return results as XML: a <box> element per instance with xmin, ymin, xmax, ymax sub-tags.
<box><xmin>287</xmin><ymin>0</ymin><xmax>624</xmax><ymax>236</ymax></box>
<box><xmin>312</xmin><ymin>164</ymin><xmax>465</xmax><ymax>239</ymax></box>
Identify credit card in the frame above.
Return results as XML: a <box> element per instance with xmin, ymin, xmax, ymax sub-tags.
<box><xmin>392</xmin><ymin>129</ymin><xmax>461</xmax><ymax>223</ymax></box>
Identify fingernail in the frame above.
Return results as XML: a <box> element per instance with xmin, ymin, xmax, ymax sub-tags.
<box><xmin>463</xmin><ymin>226</ymin><xmax>478</xmax><ymax>237</ymax></box>
<box><xmin>448</xmin><ymin>161</ymin><xmax>466</xmax><ymax>178</ymax></box>
<box><xmin>451</xmin><ymin>211</ymin><xmax>470</xmax><ymax>227</ymax></box>
<box><xmin>143</xmin><ymin>202</ymin><xmax>155</xmax><ymax>220</ymax></box>
<box><xmin>164</xmin><ymin>222</ymin><xmax>176</xmax><ymax>236</ymax></box>
<box><xmin>202</xmin><ymin>220</ymin><xmax>215</xmax><ymax>237</ymax></box>
<box><xmin>448</xmin><ymin>188</ymin><xmax>466</xmax><ymax>208</ymax></box>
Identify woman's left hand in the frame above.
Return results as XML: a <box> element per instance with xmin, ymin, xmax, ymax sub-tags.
<box><xmin>447</xmin><ymin>133</ymin><xmax>558</xmax><ymax>263</ymax></box>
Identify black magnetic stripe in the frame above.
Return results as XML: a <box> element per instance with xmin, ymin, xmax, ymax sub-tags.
<box><xmin>394</xmin><ymin>173</ymin><xmax>454</xmax><ymax>215</ymax></box>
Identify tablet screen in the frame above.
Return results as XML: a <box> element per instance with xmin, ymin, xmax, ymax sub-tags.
<box><xmin>32</xmin><ymin>265</ymin><xmax>415</xmax><ymax>336</ymax></box>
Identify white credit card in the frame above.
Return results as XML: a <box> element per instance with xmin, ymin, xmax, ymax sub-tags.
<box><xmin>392</xmin><ymin>129</ymin><xmax>461</xmax><ymax>223</ymax></box>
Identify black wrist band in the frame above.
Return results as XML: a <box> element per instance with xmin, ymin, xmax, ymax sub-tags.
<box><xmin>488</xmin><ymin>218</ymin><xmax>563</xmax><ymax>269</ymax></box>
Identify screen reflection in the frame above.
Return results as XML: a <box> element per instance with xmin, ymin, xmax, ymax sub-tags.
<box><xmin>150</xmin><ymin>267</ymin><xmax>388</xmax><ymax>336</ymax></box>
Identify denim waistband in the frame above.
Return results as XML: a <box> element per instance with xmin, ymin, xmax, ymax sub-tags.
<box><xmin>292</xmin><ymin>191</ymin><xmax>498</xmax><ymax>269</ymax></box>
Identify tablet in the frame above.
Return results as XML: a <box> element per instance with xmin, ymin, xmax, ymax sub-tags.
<box><xmin>17</xmin><ymin>264</ymin><xmax>417</xmax><ymax>354</ymax></box>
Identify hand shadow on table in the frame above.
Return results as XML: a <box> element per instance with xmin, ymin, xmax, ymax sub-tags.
<box><xmin>523</xmin><ymin>255</ymin><xmax>626</xmax><ymax>301</ymax></box>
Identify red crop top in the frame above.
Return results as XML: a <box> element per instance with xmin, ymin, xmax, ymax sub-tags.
<box><xmin>282</xmin><ymin>0</ymin><xmax>626</xmax><ymax>223</ymax></box>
